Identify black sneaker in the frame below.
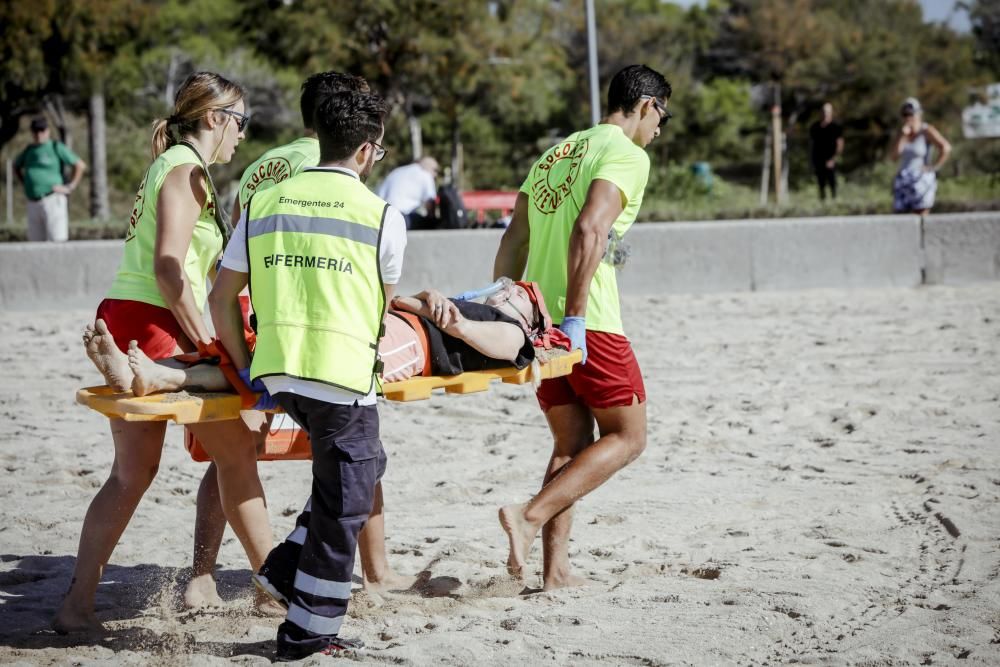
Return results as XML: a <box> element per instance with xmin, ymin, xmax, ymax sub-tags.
<box><xmin>275</xmin><ymin>637</ymin><xmax>365</xmax><ymax>662</ymax></box>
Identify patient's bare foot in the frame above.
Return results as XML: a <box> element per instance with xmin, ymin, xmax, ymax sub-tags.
<box><xmin>364</xmin><ymin>569</ymin><xmax>418</xmax><ymax>594</ymax></box>
<box><xmin>84</xmin><ymin>319</ymin><xmax>132</xmax><ymax>392</ymax></box>
<box><xmin>183</xmin><ymin>573</ymin><xmax>224</xmax><ymax>609</ymax></box>
<box><xmin>129</xmin><ymin>341</ymin><xmax>184</xmax><ymax>396</ymax></box>
<box><xmin>52</xmin><ymin>604</ymin><xmax>105</xmax><ymax>635</ymax></box>
<box><xmin>499</xmin><ymin>504</ymin><xmax>539</xmax><ymax>580</ymax></box>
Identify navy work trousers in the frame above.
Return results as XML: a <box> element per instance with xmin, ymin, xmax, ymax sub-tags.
<box><xmin>263</xmin><ymin>395</ymin><xmax>386</xmax><ymax>661</ymax></box>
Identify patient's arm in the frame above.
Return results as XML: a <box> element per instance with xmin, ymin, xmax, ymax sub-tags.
<box><xmin>391</xmin><ymin>290</ymin><xmax>525</xmax><ymax>363</ymax></box>
<box><xmin>446</xmin><ymin>318</ymin><xmax>525</xmax><ymax>363</ymax></box>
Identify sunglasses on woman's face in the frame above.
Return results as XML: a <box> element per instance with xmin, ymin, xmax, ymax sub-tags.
<box><xmin>219</xmin><ymin>108</ymin><xmax>250</xmax><ymax>133</ymax></box>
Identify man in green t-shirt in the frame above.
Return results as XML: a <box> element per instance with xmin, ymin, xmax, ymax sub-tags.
<box><xmin>493</xmin><ymin>64</ymin><xmax>672</xmax><ymax>590</ymax></box>
<box><xmin>14</xmin><ymin>116</ymin><xmax>87</xmax><ymax>242</ymax></box>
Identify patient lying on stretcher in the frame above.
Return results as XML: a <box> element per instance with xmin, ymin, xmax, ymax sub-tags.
<box><xmin>84</xmin><ymin>281</ymin><xmax>559</xmax><ymax>396</ymax></box>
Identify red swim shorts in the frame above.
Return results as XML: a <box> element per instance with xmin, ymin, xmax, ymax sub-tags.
<box><xmin>95</xmin><ymin>298</ymin><xmax>187</xmax><ymax>360</ymax></box>
<box><xmin>536</xmin><ymin>330</ymin><xmax>646</xmax><ymax>411</ymax></box>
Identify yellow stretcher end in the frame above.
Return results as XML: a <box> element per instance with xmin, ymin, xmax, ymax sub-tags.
<box><xmin>76</xmin><ymin>349</ymin><xmax>582</xmax><ymax>425</ymax></box>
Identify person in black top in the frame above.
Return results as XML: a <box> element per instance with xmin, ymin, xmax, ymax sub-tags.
<box><xmin>388</xmin><ymin>284</ymin><xmax>540</xmax><ymax>376</ymax></box>
<box><xmin>809</xmin><ymin>102</ymin><xmax>844</xmax><ymax>201</ymax></box>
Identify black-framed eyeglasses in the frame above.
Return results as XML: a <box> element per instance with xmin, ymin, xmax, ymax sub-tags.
<box><xmin>218</xmin><ymin>108</ymin><xmax>250</xmax><ymax>133</ymax></box>
<box><xmin>642</xmin><ymin>95</ymin><xmax>672</xmax><ymax>128</ymax></box>
<box><xmin>370</xmin><ymin>140</ymin><xmax>387</xmax><ymax>161</ymax></box>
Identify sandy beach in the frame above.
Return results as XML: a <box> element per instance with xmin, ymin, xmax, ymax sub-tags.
<box><xmin>0</xmin><ymin>283</ymin><xmax>998</xmax><ymax>665</ymax></box>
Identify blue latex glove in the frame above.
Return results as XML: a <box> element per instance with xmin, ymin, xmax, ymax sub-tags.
<box><xmin>558</xmin><ymin>316</ymin><xmax>588</xmax><ymax>365</ymax></box>
<box><xmin>237</xmin><ymin>367</ymin><xmax>278</xmax><ymax>410</ymax></box>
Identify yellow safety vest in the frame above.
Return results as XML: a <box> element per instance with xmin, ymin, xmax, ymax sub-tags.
<box><xmin>107</xmin><ymin>144</ymin><xmax>223</xmax><ymax>309</ymax></box>
<box><xmin>247</xmin><ymin>169</ymin><xmax>387</xmax><ymax>395</ymax></box>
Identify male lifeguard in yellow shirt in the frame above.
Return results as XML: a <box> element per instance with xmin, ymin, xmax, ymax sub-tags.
<box><xmin>494</xmin><ymin>64</ymin><xmax>672</xmax><ymax>590</ymax></box>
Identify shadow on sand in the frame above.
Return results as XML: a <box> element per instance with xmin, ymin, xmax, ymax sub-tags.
<box><xmin>0</xmin><ymin>553</ymin><xmax>274</xmax><ymax>660</ymax></box>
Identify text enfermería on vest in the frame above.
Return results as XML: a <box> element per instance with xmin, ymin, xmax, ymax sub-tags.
<box><xmin>262</xmin><ymin>253</ymin><xmax>354</xmax><ymax>273</ymax></box>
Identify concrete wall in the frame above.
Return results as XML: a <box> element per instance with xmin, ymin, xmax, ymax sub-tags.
<box><xmin>1</xmin><ymin>213</ymin><xmax>997</xmax><ymax>311</ymax></box>
<box><xmin>617</xmin><ymin>215</ymin><xmax>926</xmax><ymax>294</ymax></box>
<box><xmin>394</xmin><ymin>229</ymin><xmax>504</xmax><ymax>297</ymax></box>
<box><xmin>923</xmin><ymin>212</ymin><xmax>1000</xmax><ymax>285</ymax></box>
<box><xmin>0</xmin><ymin>241</ymin><xmax>124</xmax><ymax>311</ymax></box>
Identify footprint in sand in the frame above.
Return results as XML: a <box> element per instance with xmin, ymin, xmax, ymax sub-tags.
<box><xmin>588</xmin><ymin>514</ymin><xmax>626</xmax><ymax>526</ymax></box>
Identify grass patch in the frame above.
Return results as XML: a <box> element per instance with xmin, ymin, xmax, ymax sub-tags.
<box><xmin>641</xmin><ymin>164</ymin><xmax>1000</xmax><ymax>222</ymax></box>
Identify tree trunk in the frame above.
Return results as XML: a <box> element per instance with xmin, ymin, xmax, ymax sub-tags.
<box><xmin>165</xmin><ymin>50</ymin><xmax>179</xmax><ymax>106</ymax></box>
<box><xmin>44</xmin><ymin>95</ymin><xmax>71</xmax><ymax>148</ymax></box>
<box><xmin>408</xmin><ymin>112</ymin><xmax>423</xmax><ymax>161</ymax></box>
<box><xmin>88</xmin><ymin>91</ymin><xmax>110</xmax><ymax>220</ymax></box>
<box><xmin>450</xmin><ymin>119</ymin><xmax>462</xmax><ymax>189</ymax></box>
<box><xmin>760</xmin><ymin>127</ymin><xmax>771</xmax><ymax>205</ymax></box>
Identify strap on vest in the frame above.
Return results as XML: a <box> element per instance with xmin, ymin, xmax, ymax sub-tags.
<box><xmin>173</xmin><ymin>338</ymin><xmax>258</xmax><ymax>409</ymax></box>
<box><xmin>389</xmin><ymin>310</ymin><xmax>432</xmax><ymax>377</ymax></box>
<box><xmin>177</xmin><ymin>140</ymin><xmax>232</xmax><ymax>245</ymax></box>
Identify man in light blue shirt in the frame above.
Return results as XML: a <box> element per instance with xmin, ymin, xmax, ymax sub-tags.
<box><xmin>376</xmin><ymin>156</ymin><xmax>438</xmax><ymax>228</ymax></box>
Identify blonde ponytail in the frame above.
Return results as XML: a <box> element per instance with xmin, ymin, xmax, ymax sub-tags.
<box><xmin>150</xmin><ymin>117</ymin><xmax>174</xmax><ymax>158</ymax></box>
<box><xmin>151</xmin><ymin>71</ymin><xmax>246</xmax><ymax>159</ymax></box>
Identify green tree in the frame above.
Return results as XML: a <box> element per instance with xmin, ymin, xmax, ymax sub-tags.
<box><xmin>240</xmin><ymin>1</ymin><xmax>571</xmax><ymax>187</ymax></box>
<box><xmin>964</xmin><ymin>0</ymin><xmax>1000</xmax><ymax>74</ymax></box>
<box><xmin>0</xmin><ymin>0</ymin><xmax>58</xmax><ymax>150</ymax></box>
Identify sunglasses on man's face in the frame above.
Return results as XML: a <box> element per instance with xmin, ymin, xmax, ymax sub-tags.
<box><xmin>642</xmin><ymin>95</ymin><xmax>672</xmax><ymax>128</ymax></box>
<box><xmin>219</xmin><ymin>108</ymin><xmax>250</xmax><ymax>133</ymax></box>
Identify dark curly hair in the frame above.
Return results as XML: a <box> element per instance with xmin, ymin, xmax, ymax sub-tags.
<box><xmin>315</xmin><ymin>90</ymin><xmax>390</xmax><ymax>161</ymax></box>
<box><xmin>300</xmin><ymin>71</ymin><xmax>370</xmax><ymax>130</ymax></box>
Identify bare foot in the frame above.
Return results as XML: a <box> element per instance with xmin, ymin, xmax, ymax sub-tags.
<box><xmin>253</xmin><ymin>591</ymin><xmax>287</xmax><ymax>617</ymax></box>
<box><xmin>542</xmin><ymin>572</ymin><xmax>589</xmax><ymax>591</ymax></box>
<box><xmin>183</xmin><ymin>573</ymin><xmax>224</xmax><ymax>609</ymax></box>
<box><xmin>364</xmin><ymin>569</ymin><xmax>418</xmax><ymax>594</ymax></box>
<box><xmin>499</xmin><ymin>504</ymin><xmax>539</xmax><ymax>579</ymax></box>
<box><xmin>128</xmin><ymin>341</ymin><xmax>183</xmax><ymax>396</ymax></box>
<box><xmin>52</xmin><ymin>605</ymin><xmax>105</xmax><ymax>635</ymax></box>
<box><xmin>84</xmin><ymin>319</ymin><xmax>133</xmax><ymax>392</ymax></box>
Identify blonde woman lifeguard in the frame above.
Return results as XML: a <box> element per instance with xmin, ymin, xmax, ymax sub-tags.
<box><xmin>55</xmin><ymin>71</ymin><xmax>274</xmax><ymax>633</ymax></box>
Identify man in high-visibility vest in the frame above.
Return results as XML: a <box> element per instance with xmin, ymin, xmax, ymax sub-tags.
<box><xmin>493</xmin><ymin>64</ymin><xmax>672</xmax><ymax>591</ymax></box>
<box><xmin>191</xmin><ymin>70</ymin><xmax>409</xmax><ymax>609</ymax></box>
<box><xmin>210</xmin><ymin>88</ymin><xmax>405</xmax><ymax>660</ymax></box>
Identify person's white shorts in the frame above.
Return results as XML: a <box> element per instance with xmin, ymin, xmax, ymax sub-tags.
<box><xmin>26</xmin><ymin>193</ymin><xmax>69</xmax><ymax>242</ymax></box>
